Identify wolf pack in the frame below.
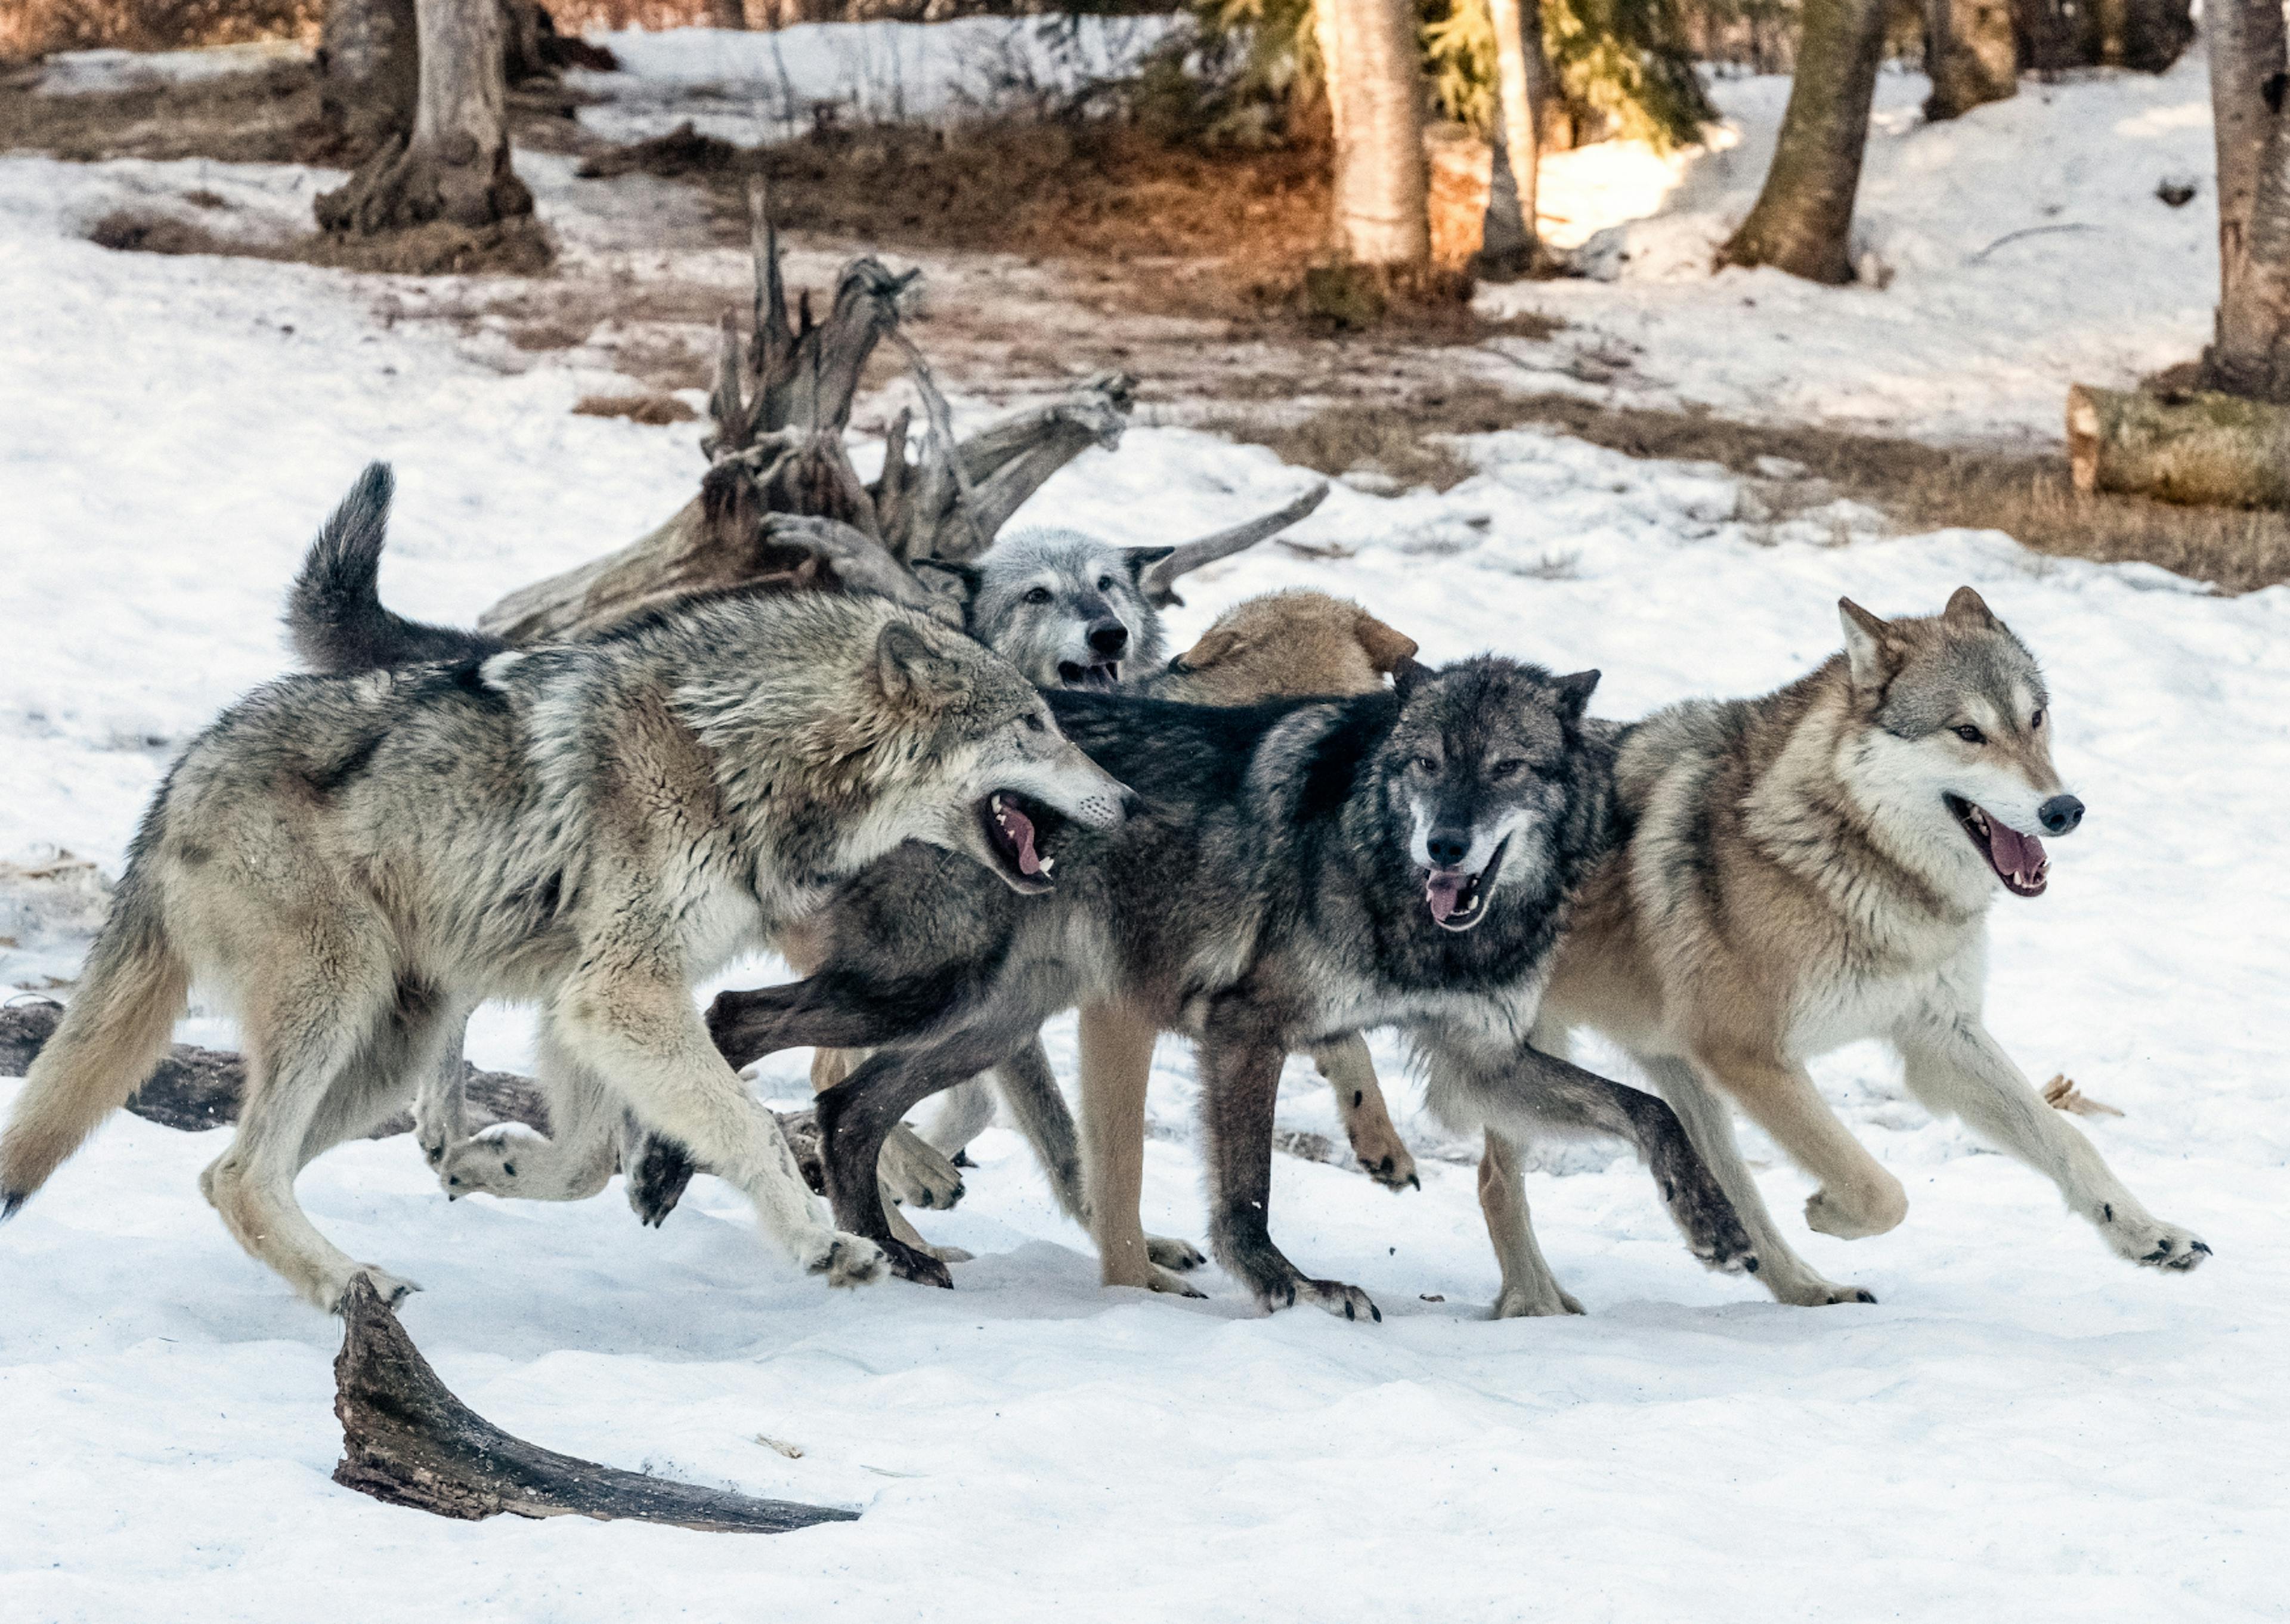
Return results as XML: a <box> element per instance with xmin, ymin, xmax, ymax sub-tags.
<box><xmin>0</xmin><ymin>462</ymin><xmax>2209</xmax><ymax>1335</ymax></box>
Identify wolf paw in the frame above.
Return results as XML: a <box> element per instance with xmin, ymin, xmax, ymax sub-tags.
<box><xmin>1768</xmin><ymin>1273</ymin><xmax>1879</xmax><ymax>1307</ymax></box>
<box><xmin>879</xmin><ymin>1125</ymin><xmax>964</xmax><ymax>1211</ymax></box>
<box><xmin>1804</xmin><ymin>1179</ymin><xmax>1907</xmax><ymax>1241</ymax></box>
<box><xmin>334</xmin><ymin>1266</ymin><xmax>420</xmax><ymax>1313</ymax></box>
<box><xmin>1292</xmin><ymin>1278</ymin><xmax>1382</xmax><ymax>1324</ymax></box>
<box><xmin>1356</xmin><ymin>1148</ymin><xmax>1421</xmax><ymax>1191</ymax></box>
<box><xmin>1146</xmin><ymin>1234</ymin><xmax>1206</xmax><ymax>1271</ymax></box>
<box><xmin>1491</xmin><ymin>1281</ymin><xmax>1584</xmax><ymax>1318</ymax></box>
<box><xmin>438</xmin><ymin>1131</ymin><xmax>524</xmax><ymax>1199</ymax></box>
<box><xmin>875</xmin><ymin>1235</ymin><xmax>953</xmax><ymax>1289</ymax></box>
<box><xmin>2103</xmin><ymin>1210</ymin><xmax>2212</xmax><ymax>1272</ymax></box>
<box><xmin>808</xmin><ymin>1233</ymin><xmax>889</xmax><ymax>1288</ymax></box>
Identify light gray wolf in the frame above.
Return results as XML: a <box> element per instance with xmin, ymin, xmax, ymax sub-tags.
<box><xmin>1534</xmin><ymin>587</ymin><xmax>2207</xmax><ymax>1312</ymax></box>
<box><xmin>0</xmin><ymin>464</ymin><xmax>1133</xmax><ymax>1312</ymax></box>
<box><xmin>916</xmin><ymin>527</ymin><xmax>1175</xmax><ymax>690</ymax></box>
<box><xmin>708</xmin><ymin>658</ymin><xmax>1757</xmax><ymax>1319</ymax></box>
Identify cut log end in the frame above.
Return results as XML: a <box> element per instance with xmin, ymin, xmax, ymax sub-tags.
<box><xmin>2065</xmin><ymin>381</ymin><xmax>2290</xmax><ymax>509</ymax></box>
<box><xmin>332</xmin><ymin>1278</ymin><xmax>858</xmax><ymax>1531</ymax></box>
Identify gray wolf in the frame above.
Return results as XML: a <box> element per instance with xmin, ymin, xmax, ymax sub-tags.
<box><xmin>917</xmin><ymin>527</ymin><xmax>1175</xmax><ymax>690</ymax></box>
<box><xmin>1534</xmin><ymin>587</ymin><xmax>2207</xmax><ymax>1310</ymax></box>
<box><xmin>708</xmin><ymin>657</ymin><xmax>1757</xmax><ymax>1319</ymax></box>
<box><xmin>0</xmin><ymin>465</ymin><xmax>1132</xmax><ymax>1311</ymax></box>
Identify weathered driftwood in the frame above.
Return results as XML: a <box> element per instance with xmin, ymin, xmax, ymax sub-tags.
<box><xmin>0</xmin><ymin>998</ymin><xmax>825</xmax><ymax>1199</ymax></box>
<box><xmin>1140</xmin><ymin>482</ymin><xmax>1331</xmax><ymax>608</ymax></box>
<box><xmin>2066</xmin><ymin>382</ymin><xmax>2290</xmax><ymax>507</ymax></box>
<box><xmin>474</xmin><ymin>183</ymin><xmax>1314</xmax><ymax>644</ymax></box>
<box><xmin>333</xmin><ymin>1278</ymin><xmax>856</xmax><ymax>1530</ymax></box>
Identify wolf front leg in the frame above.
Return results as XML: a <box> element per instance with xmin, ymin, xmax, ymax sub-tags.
<box><xmin>1474</xmin><ymin>1132</ymin><xmax>1583</xmax><ymax>1318</ymax></box>
<box><xmin>1311</xmin><ymin>1034</ymin><xmax>1418</xmax><ymax>1191</ymax></box>
<box><xmin>1895</xmin><ymin>1008</ymin><xmax>2210</xmax><ymax>1271</ymax></box>
<box><xmin>553</xmin><ymin>965</ymin><xmax>884</xmax><ymax>1288</ymax></box>
<box><xmin>1197</xmin><ymin>1001</ymin><xmax>1379</xmax><ymax>1322</ymax></box>
<box><xmin>1440</xmin><ymin>1037</ymin><xmax>1758</xmax><ymax>1278</ymax></box>
<box><xmin>1074</xmin><ymin>1003</ymin><xmax>1206</xmax><ymax>1296</ymax></box>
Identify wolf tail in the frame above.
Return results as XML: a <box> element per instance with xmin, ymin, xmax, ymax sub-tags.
<box><xmin>1</xmin><ymin>863</ymin><xmax>188</xmax><ymax>1218</ymax></box>
<box><xmin>284</xmin><ymin>461</ymin><xmax>506</xmax><ymax>674</ymax></box>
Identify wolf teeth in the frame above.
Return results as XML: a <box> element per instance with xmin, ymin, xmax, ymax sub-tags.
<box><xmin>1039</xmin><ymin>856</ymin><xmax>1055</xmax><ymax>873</ymax></box>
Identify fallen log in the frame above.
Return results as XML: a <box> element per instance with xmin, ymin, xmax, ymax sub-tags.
<box><xmin>2066</xmin><ymin>382</ymin><xmax>2290</xmax><ymax>508</ymax></box>
<box><xmin>333</xmin><ymin>1277</ymin><xmax>856</xmax><ymax>1530</ymax></box>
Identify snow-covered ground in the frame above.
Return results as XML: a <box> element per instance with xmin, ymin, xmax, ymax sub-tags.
<box><xmin>4</xmin><ymin>32</ymin><xmax>2287</xmax><ymax>1624</ymax></box>
<box><xmin>1508</xmin><ymin>63</ymin><xmax>2220</xmax><ymax>442</ymax></box>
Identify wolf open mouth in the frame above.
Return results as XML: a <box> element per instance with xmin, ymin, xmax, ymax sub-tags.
<box><xmin>1422</xmin><ymin>837</ymin><xmax>1509</xmax><ymax>932</ymax></box>
<box><xmin>1945</xmin><ymin>795</ymin><xmax>2047</xmax><ymax>898</ymax></box>
<box><xmin>981</xmin><ymin>790</ymin><xmax>1056</xmax><ymax>885</ymax></box>
<box><xmin>1056</xmin><ymin>659</ymin><xmax>1121</xmax><ymax>690</ymax></box>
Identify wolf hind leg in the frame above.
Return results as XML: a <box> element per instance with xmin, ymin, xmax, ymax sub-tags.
<box><xmin>1475</xmin><ymin>1132</ymin><xmax>1583</xmax><ymax>1317</ymax></box>
<box><xmin>1691</xmin><ymin>1045</ymin><xmax>1906</xmax><ymax>1243</ymax></box>
<box><xmin>1078</xmin><ymin>1003</ymin><xmax>1203</xmax><ymax>1296</ymax></box>
<box><xmin>918</xmin><ymin>1077</ymin><xmax>995</xmax><ymax>1162</ymax></box>
<box><xmin>1895</xmin><ymin>1013</ymin><xmax>2209</xmax><ymax>1272</ymax></box>
<box><xmin>203</xmin><ymin>960</ymin><xmax>416</xmax><ymax>1312</ymax></box>
<box><xmin>1638</xmin><ymin>1055</ymin><xmax>1874</xmax><ymax>1306</ymax></box>
<box><xmin>1313</xmin><ymin>1034</ymin><xmax>1418</xmax><ymax>1192</ymax></box>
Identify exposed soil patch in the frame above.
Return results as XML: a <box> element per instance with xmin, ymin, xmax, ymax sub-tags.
<box><xmin>86</xmin><ymin>205</ymin><xmax>555</xmax><ymax>275</ymax></box>
<box><xmin>573</xmin><ymin>390</ymin><xmax>697</xmax><ymax>424</ymax></box>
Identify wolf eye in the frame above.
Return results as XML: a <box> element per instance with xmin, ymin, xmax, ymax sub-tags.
<box><xmin>1488</xmin><ymin>759</ymin><xmax>1525</xmax><ymax>781</ymax></box>
<box><xmin>1023</xmin><ymin>712</ymin><xmax>1047</xmax><ymax>733</ymax></box>
<box><xmin>2031</xmin><ymin>708</ymin><xmax>2045</xmax><ymax>730</ymax></box>
<box><xmin>1413</xmin><ymin>755</ymin><xmax>1440</xmax><ymax>774</ymax></box>
<box><xmin>1026</xmin><ymin>587</ymin><xmax>1053</xmax><ymax>605</ymax></box>
<box><xmin>1098</xmin><ymin>576</ymin><xmax>1116</xmax><ymax>591</ymax></box>
<box><xmin>1954</xmin><ymin>724</ymin><xmax>1986</xmax><ymax>745</ymax></box>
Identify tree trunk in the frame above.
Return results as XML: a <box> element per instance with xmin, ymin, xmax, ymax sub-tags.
<box><xmin>705</xmin><ymin>0</ymin><xmax>749</xmax><ymax>27</ymax></box>
<box><xmin>1720</xmin><ymin>0</ymin><xmax>1889</xmax><ymax>284</ymax></box>
<box><xmin>2199</xmin><ymin>0</ymin><xmax>2290</xmax><ymax>401</ymax></box>
<box><xmin>315</xmin><ymin>0</ymin><xmax>537</xmax><ymax>240</ymax></box>
<box><xmin>1923</xmin><ymin>0</ymin><xmax>2017</xmax><ymax>121</ymax></box>
<box><xmin>1317</xmin><ymin>0</ymin><xmax>1431</xmax><ymax>266</ymax></box>
<box><xmin>318</xmin><ymin>0</ymin><xmax>420</xmax><ymax>156</ymax></box>
<box><xmin>1474</xmin><ymin>0</ymin><xmax>1549</xmax><ymax>281</ymax></box>
<box><xmin>2118</xmin><ymin>0</ymin><xmax>2195</xmax><ymax>71</ymax></box>
<box><xmin>2066</xmin><ymin>382</ymin><xmax>2290</xmax><ymax>506</ymax></box>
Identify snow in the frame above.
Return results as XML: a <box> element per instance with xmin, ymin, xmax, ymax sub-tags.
<box><xmin>565</xmin><ymin>17</ymin><xmax>1179</xmax><ymax>144</ymax></box>
<box><xmin>1497</xmin><ymin>63</ymin><xmax>2223</xmax><ymax>443</ymax></box>
<box><xmin>4</xmin><ymin>35</ymin><xmax>2288</xmax><ymax>1623</ymax></box>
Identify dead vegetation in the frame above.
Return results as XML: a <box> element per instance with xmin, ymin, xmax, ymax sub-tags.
<box><xmin>86</xmin><ymin>203</ymin><xmax>555</xmax><ymax>274</ymax></box>
<box><xmin>1204</xmin><ymin>386</ymin><xmax>2290</xmax><ymax>592</ymax></box>
<box><xmin>0</xmin><ymin>60</ymin><xmax>337</xmax><ymax>165</ymax></box>
<box><xmin>572</xmin><ymin>390</ymin><xmax>695</xmax><ymax>423</ymax></box>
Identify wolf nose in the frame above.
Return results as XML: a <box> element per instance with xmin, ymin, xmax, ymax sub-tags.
<box><xmin>2038</xmin><ymin>795</ymin><xmax>2084</xmax><ymax>835</ymax></box>
<box><xmin>1425</xmin><ymin>829</ymin><xmax>1472</xmax><ymax>869</ymax></box>
<box><xmin>1088</xmin><ymin>620</ymin><xmax>1129</xmax><ymax>656</ymax></box>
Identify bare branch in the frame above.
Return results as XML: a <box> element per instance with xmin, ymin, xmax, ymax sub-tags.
<box><xmin>1141</xmin><ymin>480</ymin><xmax>1332</xmax><ymax>606</ymax></box>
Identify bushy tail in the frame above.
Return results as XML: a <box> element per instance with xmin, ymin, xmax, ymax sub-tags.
<box><xmin>284</xmin><ymin>461</ymin><xmax>506</xmax><ymax>674</ymax></box>
<box><xmin>0</xmin><ymin>871</ymin><xmax>188</xmax><ymax>1216</ymax></box>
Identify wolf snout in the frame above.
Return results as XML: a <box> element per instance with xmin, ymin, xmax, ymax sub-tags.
<box><xmin>1087</xmin><ymin>619</ymin><xmax>1129</xmax><ymax>657</ymax></box>
<box><xmin>1424</xmin><ymin>828</ymin><xmax>1474</xmax><ymax>869</ymax></box>
<box><xmin>2038</xmin><ymin>794</ymin><xmax>2084</xmax><ymax>836</ymax></box>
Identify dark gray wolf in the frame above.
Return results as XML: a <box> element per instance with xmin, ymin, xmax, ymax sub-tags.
<box><xmin>0</xmin><ymin>466</ymin><xmax>1132</xmax><ymax>1310</ymax></box>
<box><xmin>709</xmin><ymin>658</ymin><xmax>1757</xmax><ymax>1319</ymax></box>
<box><xmin>1537</xmin><ymin>587</ymin><xmax>2207</xmax><ymax>1309</ymax></box>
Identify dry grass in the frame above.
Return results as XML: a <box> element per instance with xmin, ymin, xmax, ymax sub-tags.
<box><xmin>1208</xmin><ymin>386</ymin><xmax>2290</xmax><ymax>593</ymax></box>
<box><xmin>0</xmin><ymin>60</ymin><xmax>336</xmax><ymax>163</ymax></box>
<box><xmin>573</xmin><ymin>391</ymin><xmax>697</xmax><ymax>424</ymax></box>
<box><xmin>86</xmin><ymin>204</ymin><xmax>555</xmax><ymax>274</ymax></box>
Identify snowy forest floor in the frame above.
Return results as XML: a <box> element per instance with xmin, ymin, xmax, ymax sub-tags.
<box><xmin>2</xmin><ymin>26</ymin><xmax>2286</xmax><ymax>1624</ymax></box>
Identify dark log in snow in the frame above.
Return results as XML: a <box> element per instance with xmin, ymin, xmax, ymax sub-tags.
<box><xmin>2066</xmin><ymin>382</ymin><xmax>2290</xmax><ymax>507</ymax></box>
<box><xmin>332</xmin><ymin>1277</ymin><xmax>856</xmax><ymax>1530</ymax></box>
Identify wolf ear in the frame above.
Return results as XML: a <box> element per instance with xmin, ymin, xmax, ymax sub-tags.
<box><xmin>1942</xmin><ymin>585</ymin><xmax>2003</xmax><ymax>631</ymax></box>
<box><xmin>1391</xmin><ymin>656</ymin><xmax>1433</xmax><ymax>701</ymax></box>
<box><xmin>1551</xmin><ymin>668</ymin><xmax>1601</xmax><ymax>724</ymax></box>
<box><xmin>1838</xmin><ymin>598</ymin><xmax>1899</xmax><ymax>691</ymax></box>
<box><xmin>874</xmin><ymin>621</ymin><xmax>970</xmax><ymax>708</ymax></box>
<box><xmin>911</xmin><ymin>558</ymin><xmax>982</xmax><ymax>608</ymax></box>
<box><xmin>1177</xmin><ymin>624</ymin><xmax>1244</xmax><ymax>672</ymax></box>
<box><xmin>1354</xmin><ymin>613</ymin><xmax>1419</xmax><ymax>677</ymax></box>
<box><xmin>1124</xmin><ymin>546</ymin><xmax>1177</xmax><ymax>583</ymax></box>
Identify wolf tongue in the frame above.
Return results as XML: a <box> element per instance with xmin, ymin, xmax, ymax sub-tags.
<box><xmin>1005</xmin><ymin>804</ymin><xmax>1042</xmax><ymax>876</ymax></box>
<box><xmin>1986</xmin><ymin>817</ymin><xmax>2045</xmax><ymax>881</ymax></box>
<box><xmin>1425</xmin><ymin>873</ymin><xmax>1466</xmax><ymax>922</ymax></box>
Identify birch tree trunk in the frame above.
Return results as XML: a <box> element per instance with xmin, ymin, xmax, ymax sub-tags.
<box><xmin>1317</xmin><ymin>0</ymin><xmax>1430</xmax><ymax>265</ymax></box>
<box><xmin>1473</xmin><ymin>0</ymin><xmax>1549</xmax><ymax>281</ymax></box>
<box><xmin>2200</xmin><ymin>0</ymin><xmax>2290</xmax><ymax>401</ymax></box>
<box><xmin>317</xmin><ymin>0</ymin><xmax>537</xmax><ymax>238</ymax></box>
<box><xmin>1923</xmin><ymin>0</ymin><xmax>2017</xmax><ymax>121</ymax></box>
<box><xmin>1719</xmin><ymin>0</ymin><xmax>1889</xmax><ymax>284</ymax></box>
<box><xmin>318</xmin><ymin>0</ymin><xmax>419</xmax><ymax>154</ymax></box>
